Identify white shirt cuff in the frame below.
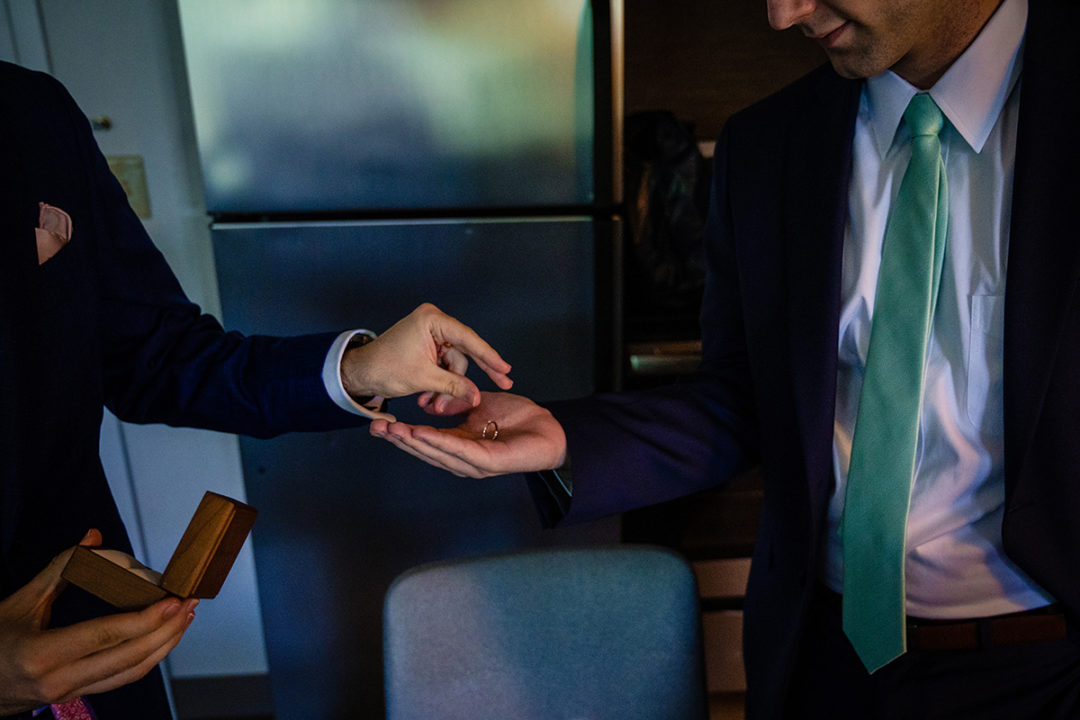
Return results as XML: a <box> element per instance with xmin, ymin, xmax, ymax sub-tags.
<box><xmin>321</xmin><ymin>329</ymin><xmax>397</xmax><ymax>422</ymax></box>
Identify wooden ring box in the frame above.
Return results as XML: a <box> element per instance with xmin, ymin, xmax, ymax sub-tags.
<box><xmin>61</xmin><ymin>491</ymin><xmax>257</xmax><ymax>610</ymax></box>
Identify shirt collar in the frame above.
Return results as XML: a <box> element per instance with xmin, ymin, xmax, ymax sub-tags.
<box><xmin>863</xmin><ymin>0</ymin><xmax>1027</xmax><ymax>157</ymax></box>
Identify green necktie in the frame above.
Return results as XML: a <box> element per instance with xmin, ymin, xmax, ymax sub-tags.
<box><xmin>842</xmin><ymin>93</ymin><xmax>947</xmax><ymax>673</ymax></box>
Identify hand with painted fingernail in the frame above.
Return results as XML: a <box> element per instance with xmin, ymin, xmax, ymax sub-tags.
<box><xmin>0</xmin><ymin>530</ymin><xmax>198</xmax><ymax>715</ymax></box>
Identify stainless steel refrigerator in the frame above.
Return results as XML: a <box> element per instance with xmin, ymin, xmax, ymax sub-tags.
<box><xmin>177</xmin><ymin>1</ymin><xmax>620</xmax><ymax>717</ymax></box>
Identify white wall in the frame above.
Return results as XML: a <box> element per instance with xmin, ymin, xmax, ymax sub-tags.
<box><xmin>2</xmin><ymin>0</ymin><xmax>269</xmax><ymax>679</ymax></box>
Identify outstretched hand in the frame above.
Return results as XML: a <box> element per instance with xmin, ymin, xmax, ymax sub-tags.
<box><xmin>341</xmin><ymin>303</ymin><xmax>513</xmax><ymax>414</ymax></box>
<box><xmin>370</xmin><ymin>391</ymin><xmax>567</xmax><ymax>478</ymax></box>
<box><xmin>0</xmin><ymin>530</ymin><xmax>198</xmax><ymax>715</ymax></box>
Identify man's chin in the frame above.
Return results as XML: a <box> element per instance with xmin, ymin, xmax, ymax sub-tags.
<box><xmin>829</xmin><ymin>63</ymin><xmax>869</xmax><ymax>80</ymax></box>
<box><xmin>824</xmin><ymin>51</ymin><xmax>886</xmax><ymax>81</ymax></box>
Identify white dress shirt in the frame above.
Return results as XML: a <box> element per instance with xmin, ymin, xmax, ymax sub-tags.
<box><xmin>823</xmin><ymin>0</ymin><xmax>1056</xmax><ymax>618</ymax></box>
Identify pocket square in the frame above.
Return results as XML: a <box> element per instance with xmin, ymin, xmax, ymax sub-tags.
<box><xmin>36</xmin><ymin>201</ymin><xmax>72</xmax><ymax>265</ymax></box>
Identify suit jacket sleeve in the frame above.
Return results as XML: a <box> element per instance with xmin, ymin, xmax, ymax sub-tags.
<box><xmin>44</xmin><ymin>69</ymin><xmax>363</xmax><ymax>438</ymax></box>
<box><xmin>530</xmin><ymin>125</ymin><xmax>761</xmax><ymax>526</ymax></box>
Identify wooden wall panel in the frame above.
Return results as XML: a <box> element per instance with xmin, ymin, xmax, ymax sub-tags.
<box><xmin>625</xmin><ymin>0</ymin><xmax>825</xmax><ymax>140</ymax></box>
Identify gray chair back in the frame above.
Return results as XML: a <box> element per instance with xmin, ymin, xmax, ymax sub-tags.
<box><xmin>383</xmin><ymin>545</ymin><xmax>707</xmax><ymax>720</ymax></box>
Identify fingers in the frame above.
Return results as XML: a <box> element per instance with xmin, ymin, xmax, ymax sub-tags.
<box><xmin>70</xmin><ymin>600</ymin><xmax>196</xmax><ymax>698</ymax></box>
<box><xmin>370</xmin><ymin>422</ymin><xmax>491</xmax><ymax>477</ymax></box>
<box><xmin>417</xmin><ymin>309</ymin><xmax>509</xmax><ymax>406</ymax></box>
<box><xmin>422</xmin><ymin>370</ymin><xmax>481</xmax><ymax>412</ymax></box>
<box><xmin>374</xmin><ymin>427</ymin><xmax>468</xmax><ymax>475</ymax></box>
<box><xmin>75</xmin><ymin>627</ymin><xmax>184</xmax><ymax>698</ymax></box>
<box><xmin>2</xmin><ymin>596</ymin><xmax>197</xmax><ymax>711</ymax></box>
<box><xmin>408</xmin><ymin>425</ymin><xmax>501</xmax><ymax>474</ymax></box>
<box><xmin>464</xmin><ymin>351</ymin><xmax>514</xmax><ymax>391</ymax></box>
<box><xmin>426</xmin><ymin>308</ymin><xmax>513</xmax><ymax>391</ymax></box>
<box><xmin>423</xmin><ymin>394</ymin><xmax>477</xmax><ymax>417</ymax></box>
<box><xmin>387</xmin><ymin>422</ymin><xmax>505</xmax><ymax>478</ymax></box>
<box><xmin>438</xmin><ymin>345</ymin><xmax>469</xmax><ymax>376</ymax></box>
<box><xmin>36</xmin><ymin>598</ymin><xmax>197</xmax><ymax>701</ymax></box>
<box><xmin>35</xmin><ymin>597</ymin><xmax>193</xmax><ymax>668</ymax></box>
<box><xmin>345</xmin><ymin>304</ymin><xmax>511</xmax><ymax>402</ymax></box>
<box><xmin>375</xmin><ymin>389</ymin><xmax>569</xmax><ymax>477</ymax></box>
<box><xmin>0</xmin><ymin>530</ymin><xmax>196</xmax><ymax>713</ymax></box>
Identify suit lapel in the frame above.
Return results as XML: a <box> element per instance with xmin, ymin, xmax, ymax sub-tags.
<box><xmin>1003</xmin><ymin>0</ymin><xmax>1080</xmax><ymax>489</ymax></box>
<box><xmin>782</xmin><ymin>71</ymin><xmax>862</xmax><ymax>513</ymax></box>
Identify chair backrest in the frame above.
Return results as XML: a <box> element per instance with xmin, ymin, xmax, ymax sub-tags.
<box><xmin>383</xmin><ymin>545</ymin><xmax>707</xmax><ymax>720</ymax></box>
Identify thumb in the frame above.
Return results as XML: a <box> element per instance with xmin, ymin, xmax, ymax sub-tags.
<box><xmin>11</xmin><ymin>539</ymin><xmax>91</xmax><ymax>626</ymax></box>
<box><xmin>34</xmin><ymin>528</ymin><xmax>103</xmax><ymax>627</ymax></box>
<box><xmin>78</xmin><ymin>528</ymin><xmax>103</xmax><ymax>548</ymax></box>
<box><xmin>35</xmin><ymin>529</ymin><xmax>101</xmax><ymax>606</ymax></box>
<box><xmin>43</xmin><ymin>528</ymin><xmax>100</xmax><ymax>589</ymax></box>
<box><xmin>426</xmin><ymin>367</ymin><xmax>481</xmax><ymax>406</ymax></box>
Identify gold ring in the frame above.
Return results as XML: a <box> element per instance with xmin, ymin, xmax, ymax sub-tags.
<box><xmin>481</xmin><ymin>420</ymin><xmax>499</xmax><ymax>440</ymax></box>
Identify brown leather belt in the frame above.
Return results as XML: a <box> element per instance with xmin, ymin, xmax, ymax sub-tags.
<box><xmin>815</xmin><ymin>584</ymin><xmax>1070</xmax><ymax>651</ymax></box>
<box><xmin>907</xmin><ymin>605</ymin><xmax>1069</xmax><ymax>651</ymax></box>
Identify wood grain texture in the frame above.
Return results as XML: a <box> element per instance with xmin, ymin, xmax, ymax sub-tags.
<box><xmin>61</xmin><ymin>492</ymin><xmax>257</xmax><ymax>609</ymax></box>
<box><xmin>62</xmin><ymin>547</ymin><xmax>168</xmax><ymax>610</ymax></box>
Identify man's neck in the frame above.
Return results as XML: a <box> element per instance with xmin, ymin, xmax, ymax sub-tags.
<box><xmin>894</xmin><ymin>0</ymin><xmax>1005</xmax><ymax>89</ymax></box>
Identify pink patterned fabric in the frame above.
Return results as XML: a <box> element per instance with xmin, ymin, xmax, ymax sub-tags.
<box><xmin>49</xmin><ymin>697</ymin><xmax>97</xmax><ymax>720</ymax></box>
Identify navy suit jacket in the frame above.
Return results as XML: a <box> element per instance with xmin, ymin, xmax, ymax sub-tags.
<box><xmin>537</xmin><ymin>2</ymin><xmax>1080</xmax><ymax>718</ymax></box>
<box><xmin>0</xmin><ymin>63</ymin><xmax>364</xmax><ymax>717</ymax></box>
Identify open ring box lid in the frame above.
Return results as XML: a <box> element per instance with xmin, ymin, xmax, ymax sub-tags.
<box><xmin>61</xmin><ymin>491</ymin><xmax>257</xmax><ymax>610</ymax></box>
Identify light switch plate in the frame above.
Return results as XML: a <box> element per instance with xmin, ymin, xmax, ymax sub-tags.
<box><xmin>107</xmin><ymin>154</ymin><xmax>152</xmax><ymax>219</ymax></box>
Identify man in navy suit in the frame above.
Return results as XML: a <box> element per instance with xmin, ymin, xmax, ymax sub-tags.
<box><xmin>0</xmin><ymin>62</ymin><xmax>512</xmax><ymax>718</ymax></box>
<box><xmin>376</xmin><ymin>0</ymin><xmax>1080</xmax><ymax>717</ymax></box>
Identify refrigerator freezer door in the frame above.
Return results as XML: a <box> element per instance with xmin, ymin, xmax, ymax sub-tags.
<box><xmin>178</xmin><ymin>0</ymin><xmax>595</xmax><ymax>213</ymax></box>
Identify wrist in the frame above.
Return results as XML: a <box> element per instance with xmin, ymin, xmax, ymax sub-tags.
<box><xmin>340</xmin><ymin>330</ymin><xmax>379</xmax><ymax>400</ymax></box>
